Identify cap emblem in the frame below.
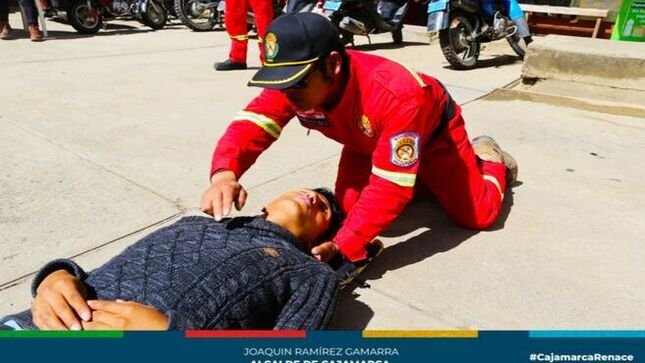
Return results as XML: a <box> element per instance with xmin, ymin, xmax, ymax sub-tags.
<box><xmin>265</xmin><ymin>32</ymin><xmax>279</xmax><ymax>62</ymax></box>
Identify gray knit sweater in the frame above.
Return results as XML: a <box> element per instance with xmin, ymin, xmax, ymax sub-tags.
<box><xmin>2</xmin><ymin>216</ymin><xmax>338</xmax><ymax>330</ymax></box>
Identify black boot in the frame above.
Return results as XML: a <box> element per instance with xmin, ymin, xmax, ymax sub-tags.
<box><xmin>214</xmin><ymin>59</ymin><xmax>247</xmax><ymax>71</ymax></box>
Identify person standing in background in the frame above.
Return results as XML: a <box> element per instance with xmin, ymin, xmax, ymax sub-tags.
<box><xmin>0</xmin><ymin>0</ymin><xmax>43</xmax><ymax>41</ymax></box>
<box><xmin>214</xmin><ymin>0</ymin><xmax>274</xmax><ymax>71</ymax></box>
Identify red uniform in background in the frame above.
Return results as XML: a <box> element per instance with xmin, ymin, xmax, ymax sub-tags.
<box><xmin>225</xmin><ymin>0</ymin><xmax>274</xmax><ymax>64</ymax></box>
<box><xmin>211</xmin><ymin>50</ymin><xmax>506</xmax><ymax>262</ymax></box>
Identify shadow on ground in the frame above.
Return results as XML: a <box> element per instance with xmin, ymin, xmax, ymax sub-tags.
<box><xmin>330</xmin><ymin>186</ymin><xmax>517</xmax><ymax>329</ymax></box>
<box><xmin>350</xmin><ymin>40</ymin><xmax>429</xmax><ymax>52</ymax></box>
<box><xmin>442</xmin><ymin>54</ymin><xmax>521</xmax><ymax>71</ymax></box>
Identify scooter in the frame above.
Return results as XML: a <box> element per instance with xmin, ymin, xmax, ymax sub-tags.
<box><xmin>322</xmin><ymin>0</ymin><xmax>409</xmax><ymax>45</ymax></box>
<box><xmin>427</xmin><ymin>0</ymin><xmax>531</xmax><ymax>69</ymax></box>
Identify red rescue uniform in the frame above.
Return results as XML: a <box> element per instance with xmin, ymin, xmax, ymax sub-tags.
<box><xmin>211</xmin><ymin>50</ymin><xmax>506</xmax><ymax>262</ymax></box>
<box><xmin>225</xmin><ymin>0</ymin><xmax>274</xmax><ymax>63</ymax></box>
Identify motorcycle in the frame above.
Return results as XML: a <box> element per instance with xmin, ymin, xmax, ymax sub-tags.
<box><xmin>174</xmin><ymin>0</ymin><xmax>223</xmax><ymax>31</ymax></box>
<box><xmin>44</xmin><ymin>0</ymin><xmax>166</xmax><ymax>33</ymax></box>
<box><xmin>321</xmin><ymin>0</ymin><xmax>409</xmax><ymax>45</ymax></box>
<box><xmin>174</xmin><ymin>0</ymin><xmax>283</xmax><ymax>32</ymax></box>
<box><xmin>285</xmin><ymin>0</ymin><xmax>317</xmax><ymax>13</ymax></box>
<box><xmin>136</xmin><ymin>0</ymin><xmax>172</xmax><ymax>30</ymax></box>
<box><xmin>427</xmin><ymin>0</ymin><xmax>531</xmax><ymax>69</ymax></box>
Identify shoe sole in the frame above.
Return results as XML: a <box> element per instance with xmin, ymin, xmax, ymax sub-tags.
<box><xmin>473</xmin><ymin>136</ymin><xmax>518</xmax><ymax>185</ymax></box>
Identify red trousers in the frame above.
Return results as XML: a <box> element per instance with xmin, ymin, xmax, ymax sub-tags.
<box><xmin>335</xmin><ymin>115</ymin><xmax>507</xmax><ymax>230</ymax></box>
<box><xmin>225</xmin><ymin>0</ymin><xmax>274</xmax><ymax>63</ymax></box>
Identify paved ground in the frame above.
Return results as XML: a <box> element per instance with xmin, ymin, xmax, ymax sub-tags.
<box><xmin>1</xmin><ymin>14</ymin><xmax>644</xmax><ymax>329</ymax></box>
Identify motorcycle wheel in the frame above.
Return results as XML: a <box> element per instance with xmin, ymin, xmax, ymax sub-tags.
<box><xmin>174</xmin><ymin>0</ymin><xmax>219</xmax><ymax>31</ymax></box>
<box><xmin>67</xmin><ymin>0</ymin><xmax>102</xmax><ymax>34</ymax></box>
<box><xmin>507</xmin><ymin>33</ymin><xmax>527</xmax><ymax>59</ymax></box>
<box><xmin>438</xmin><ymin>13</ymin><xmax>480</xmax><ymax>70</ymax></box>
<box><xmin>142</xmin><ymin>0</ymin><xmax>167</xmax><ymax>30</ymax></box>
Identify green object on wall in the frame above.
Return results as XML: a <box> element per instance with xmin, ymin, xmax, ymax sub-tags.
<box><xmin>612</xmin><ymin>0</ymin><xmax>645</xmax><ymax>40</ymax></box>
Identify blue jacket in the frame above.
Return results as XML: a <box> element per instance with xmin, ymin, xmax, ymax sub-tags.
<box><xmin>3</xmin><ymin>216</ymin><xmax>338</xmax><ymax>330</ymax></box>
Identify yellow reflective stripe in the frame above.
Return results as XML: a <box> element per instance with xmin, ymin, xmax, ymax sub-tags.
<box><xmin>263</xmin><ymin>57</ymin><xmax>319</xmax><ymax>67</ymax></box>
<box><xmin>230</xmin><ymin>34</ymin><xmax>249</xmax><ymax>40</ymax></box>
<box><xmin>396</xmin><ymin>61</ymin><xmax>426</xmax><ymax>87</ymax></box>
<box><xmin>248</xmin><ymin>63</ymin><xmax>314</xmax><ymax>86</ymax></box>
<box><xmin>372</xmin><ymin>166</ymin><xmax>416</xmax><ymax>187</ymax></box>
<box><xmin>233</xmin><ymin>110</ymin><xmax>282</xmax><ymax>139</ymax></box>
<box><xmin>483</xmin><ymin>174</ymin><xmax>504</xmax><ymax>201</ymax></box>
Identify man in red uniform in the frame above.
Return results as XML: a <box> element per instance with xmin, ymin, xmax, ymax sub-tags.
<box><xmin>214</xmin><ymin>0</ymin><xmax>274</xmax><ymax>71</ymax></box>
<box><xmin>202</xmin><ymin>13</ymin><xmax>518</xmax><ymax>263</ymax></box>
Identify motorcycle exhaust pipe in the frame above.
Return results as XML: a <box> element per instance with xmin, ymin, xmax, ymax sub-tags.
<box><xmin>339</xmin><ymin>16</ymin><xmax>368</xmax><ymax>35</ymax></box>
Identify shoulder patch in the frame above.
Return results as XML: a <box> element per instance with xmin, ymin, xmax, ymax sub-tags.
<box><xmin>390</xmin><ymin>132</ymin><xmax>419</xmax><ymax>167</ymax></box>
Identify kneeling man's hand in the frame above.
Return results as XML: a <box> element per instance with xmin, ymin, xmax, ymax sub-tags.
<box><xmin>311</xmin><ymin>241</ymin><xmax>338</xmax><ymax>262</ymax></box>
<box><xmin>82</xmin><ymin>300</ymin><xmax>168</xmax><ymax>330</ymax></box>
<box><xmin>200</xmin><ymin>170</ymin><xmax>248</xmax><ymax>221</ymax></box>
<box><xmin>32</xmin><ymin>269</ymin><xmax>91</xmax><ymax>331</ymax></box>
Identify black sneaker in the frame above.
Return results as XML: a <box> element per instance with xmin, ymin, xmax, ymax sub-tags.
<box><xmin>214</xmin><ymin>59</ymin><xmax>247</xmax><ymax>71</ymax></box>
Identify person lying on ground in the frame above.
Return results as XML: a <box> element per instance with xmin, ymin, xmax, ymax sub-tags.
<box><xmin>0</xmin><ymin>188</ymin><xmax>344</xmax><ymax>331</ymax></box>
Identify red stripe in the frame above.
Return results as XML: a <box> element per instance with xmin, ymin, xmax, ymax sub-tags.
<box><xmin>185</xmin><ymin>330</ymin><xmax>307</xmax><ymax>338</ymax></box>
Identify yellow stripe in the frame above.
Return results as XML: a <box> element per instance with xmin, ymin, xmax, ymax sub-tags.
<box><xmin>483</xmin><ymin>174</ymin><xmax>504</xmax><ymax>201</ymax></box>
<box><xmin>372</xmin><ymin>166</ymin><xmax>416</xmax><ymax>187</ymax></box>
<box><xmin>234</xmin><ymin>111</ymin><xmax>282</xmax><ymax>139</ymax></box>
<box><xmin>248</xmin><ymin>63</ymin><xmax>313</xmax><ymax>86</ymax></box>
<box><xmin>263</xmin><ymin>57</ymin><xmax>319</xmax><ymax>67</ymax></box>
<box><xmin>363</xmin><ymin>330</ymin><xmax>478</xmax><ymax>338</ymax></box>
<box><xmin>230</xmin><ymin>34</ymin><xmax>248</xmax><ymax>40</ymax></box>
<box><xmin>396</xmin><ymin>62</ymin><xmax>426</xmax><ymax>87</ymax></box>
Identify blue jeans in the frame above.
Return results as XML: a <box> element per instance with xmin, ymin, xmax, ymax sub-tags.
<box><xmin>0</xmin><ymin>0</ymin><xmax>39</xmax><ymax>24</ymax></box>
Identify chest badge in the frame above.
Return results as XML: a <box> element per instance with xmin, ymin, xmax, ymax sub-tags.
<box><xmin>358</xmin><ymin>115</ymin><xmax>375</xmax><ymax>138</ymax></box>
<box><xmin>390</xmin><ymin>132</ymin><xmax>420</xmax><ymax>167</ymax></box>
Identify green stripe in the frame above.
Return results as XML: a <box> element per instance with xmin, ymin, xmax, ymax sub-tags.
<box><xmin>0</xmin><ymin>331</ymin><xmax>124</xmax><ymax>338</ymax></box>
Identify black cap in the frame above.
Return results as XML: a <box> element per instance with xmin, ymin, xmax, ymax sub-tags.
<box><xmin>248</xmin><ymin>13</ymin><xmax>340</xmax><ymax>90</ymax></box>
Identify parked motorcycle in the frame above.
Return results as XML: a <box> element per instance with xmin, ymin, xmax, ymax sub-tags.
<box><xmin>174</xmin><ymin>0</ymin><xmax>223</xmax><ymax>31</ymax></box>
<box><xmin>285</xmin><ymin>0</ymin><xmax>317</xmax><ymax>13</ymax></box>
<box><xmin>321</xmin><ymin>0</ymin><xmax>409</xmax><ymax>45</ymax></box>
<box><xmin>427</xmin><ymin>0</ymin><xmax>531</xmax><ymax>69</ymax></box>
<box><xmin>174</xmin><ymin>0</ymin><xmax>283</xmax><ymax>32</ymax></box>
<box><xmin>44</xmin><ymin>0</ymin><xmax>166</xmax><ymax>33</ymax></box>
<box><xmin>136</xmin><ymin>0</ymin><xmax>172</xmax><ymax>29</ymax></box>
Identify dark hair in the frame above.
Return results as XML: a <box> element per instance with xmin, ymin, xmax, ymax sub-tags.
<box><xmin>312</xmin><ymin>187</ymin><xmax>344</xmax><ymax>241</ymax></box>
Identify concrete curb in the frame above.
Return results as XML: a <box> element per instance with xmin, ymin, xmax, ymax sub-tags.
<box><xmin>522</xmin><ymin>35</ymin><xmax>645</xmax><ymax>91</ymax></box>
<box><xmin>485</xmin><ymin>87</ymin><xmax>645</xmax><ymax>118</ymax></box>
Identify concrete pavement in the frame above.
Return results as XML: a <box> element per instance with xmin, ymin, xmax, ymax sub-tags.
<box><xmin>1</xmin><ymin>15</ymin><xmax>644</xmax><ymax>329</ymax></box>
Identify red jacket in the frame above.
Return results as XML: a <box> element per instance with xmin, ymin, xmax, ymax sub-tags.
<box><xmin>211</xmin><ymin>50</ymin><xmax>454</xmax><ymax>261</ymax></box>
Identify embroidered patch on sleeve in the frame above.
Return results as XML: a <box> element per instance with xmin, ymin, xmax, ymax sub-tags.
<box><xmin>358</xmin><ymin>115</ymin><xmax>375</xmax><ymax>138</ymax></box>
<box><xmin>390</xmin><ymin>132</ymin><xmax>420</xmax><ymax>167</ymax></box>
